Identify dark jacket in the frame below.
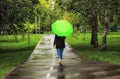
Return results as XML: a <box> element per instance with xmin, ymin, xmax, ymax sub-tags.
<box><xmin>53</xmin><ymin>35</ymin><xmax>66</xmax><ymax>49</ymax></box>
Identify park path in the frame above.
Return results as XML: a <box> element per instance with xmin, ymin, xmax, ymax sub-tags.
<box><xmin>5</xmin><ymin>34</ymin><xmax>120</xmax><ymax>79</ymax></box>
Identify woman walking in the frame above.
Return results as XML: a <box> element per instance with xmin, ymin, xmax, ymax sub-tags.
<box><xmin>53</xmin><ymin>34</ymin><xmax>66</xmax><ymax>65</ymax></box>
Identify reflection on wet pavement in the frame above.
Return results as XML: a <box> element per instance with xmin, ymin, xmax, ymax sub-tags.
<box><xmin>5</xmin><ymin>34</ymin><xmax>120</xmax><ymax>79</ymax></box>
<box><xmin>57</xmin><ymin>65</ymin><xmax>65</xmax><ymax>79</ymax></box>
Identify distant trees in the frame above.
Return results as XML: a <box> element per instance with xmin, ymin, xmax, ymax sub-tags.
<box><xmin>0</xmin><ymin>0</ymin><xmax>39</xmax><ymax>44</ymax></box>
<box><xmin>0</xmin><ymin>0</ymin><xmax>39</xmax><ymax>35</ymax></box>
<box><xmin>0</xmin><ymin>0</ymin><xmax>62</xmax><ymax>34</ymax></box>
<box><xmin>0</xmin><ymin>0</ymin><xmax>53</xmax><ymax>43</ymax></box>
<box><xmin>57</xmin><ymin>0</ymin><xmax>99</xmax><ymax>47</ymax></box>
<box><xmin>1</xmin><ymin>0</ymin><xmax>119</xmax><ymax>49</ymax></box>
<box><xmin>56</xmin><ymin>0</ymin><xmax>120</xmax><ymax>49</ymax></box>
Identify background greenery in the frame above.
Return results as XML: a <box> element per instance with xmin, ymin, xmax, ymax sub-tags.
<box><xmin>0</xmin><ymin>34</ymin><xmax>42</xmax><ymax>79</ymax></box>
<box><xmin>66</xmin><ymin>31</ymin><xmax>120</xmax><ymax>64</ymax></box>
<box><xmin>0</xmin><ymin>0</ymin><xmax>120</xmax><ymax>78</ymax></box>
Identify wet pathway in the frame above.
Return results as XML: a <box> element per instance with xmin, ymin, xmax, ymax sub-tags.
<box><xmin>5</xmin><ymin>34</ymin><xmax>120</xmax><ymax>79</ymax></box>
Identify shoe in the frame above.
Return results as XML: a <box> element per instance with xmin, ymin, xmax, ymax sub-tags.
<box><xmin>59</xmin><ymin>59</ymin><xmax>62</xmax><ymax>65</ymax></box>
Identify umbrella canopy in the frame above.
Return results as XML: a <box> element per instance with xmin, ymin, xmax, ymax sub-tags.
<box><xmin>52</xmin><ymin>20</ymin><xmax>73</xmax><ymax>36</ymax></box>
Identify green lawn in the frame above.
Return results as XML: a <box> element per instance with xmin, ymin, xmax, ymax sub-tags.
<box><xmin>0</xmin><ymin>32</ymin><xmax>120</xmax><ymax>78</ymax></box>
<box><xmin>0</xmin><ymin>34</ymin><xmax>42</xmax><ymax>79</ymax></box>
<box><xmin>66</xmin><ymin>31</ymin><xmax>120</xmax><ymax>64</ymax></box>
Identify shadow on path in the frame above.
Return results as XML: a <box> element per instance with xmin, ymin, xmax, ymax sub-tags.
<box><xmin>57</xmin><ymin>65</ymin><xmax>65</xmax><ymax>79</ymax></box>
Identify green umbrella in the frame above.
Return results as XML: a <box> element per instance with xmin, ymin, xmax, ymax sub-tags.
<box><xmin>52</xmin><ymin>20</ymin><xmax>73</xmax><ymax>36</ymax></box>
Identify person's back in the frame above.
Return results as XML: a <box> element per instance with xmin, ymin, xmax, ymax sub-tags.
<box><xmin>54</xmin><ymin>35</ymin><xmax>66</xmax><ymax>49</ymax></box>
<box><xmin>53</xmin><ymin>35</ymin><xmax>66</xmax><ymax>65</ymax></box>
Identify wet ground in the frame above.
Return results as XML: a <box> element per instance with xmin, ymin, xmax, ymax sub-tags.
<box><xmin>5</xmin><ymin>34</ymin><xmax>120</xmax><ymax>79</ymax></box>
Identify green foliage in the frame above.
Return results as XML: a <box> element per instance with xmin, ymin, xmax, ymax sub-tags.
<box><xmin>34</xmin><ymin>0</ymin><xmax>54</xmax><ymax>32</ymax></box>
<box><xmin>56</xmin><ymin>0</ymin><xmax>119</xmax><ymax>47</ymax></box>
<box><xmin>56</xmin><ymin>0</ymin><xmax>119</xmax><ymax>28</ymax></box>
<box><xmin>61</xmin><ymin>12</ymin><xmax>81</xmax><ymax>26</ymax></box>
<box><xmin>0</xmin><ymin>0</ymin><xmax>39</xmax><ymax>34</ymax></box>
<box><xmin>66</xmin><ymin>32</ymin><xmax>120</xmax><ymax>64</ymax></box>
<box><xmin>0</xmin><ymin>34</ymin><xmax>42</xmax><ymax>79</ymax></box>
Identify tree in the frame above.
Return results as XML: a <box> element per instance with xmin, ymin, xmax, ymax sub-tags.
<box><xmin>56</xmin><ymin>0</ymin><xmax>120</xmax><ymax>49</ymax></box>
<box><xmin>0</xmin><ymin>0</ymin><xmax>39</xmax><ymax>43</ymax></box>
<box><xmin>60</xmin><ymin>0</ymin><xmax>99</xmax><ymax>47</ymax></box>
<box><xmin>0</xmin><ymin>0</ymin><xmax>39</xmax><ymax>33</ymax></box>
<box><xmin>98</xmin><ymin>0</ymin><xmax>120</xmax><ymax>50</ymax></box>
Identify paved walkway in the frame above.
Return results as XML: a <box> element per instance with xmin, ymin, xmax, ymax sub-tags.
<box><xmin>5</xmin><ymin>34</ymin><xmax>120</xmax><ymax>79</ymax></box>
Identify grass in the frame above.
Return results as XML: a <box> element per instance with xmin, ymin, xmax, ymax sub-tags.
<box><xmin>0</xmin><ymin>34</ymin><xmax>42</xmax><ymax>79</ymax></box>
<box><xmin>66</xmin><ymin>31</ymin><xmax>120</xmax><ymax>64</ymax></box>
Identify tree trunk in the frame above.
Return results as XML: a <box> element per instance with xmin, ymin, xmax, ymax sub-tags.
<box><xmin>14</xmin><ymin>31</ymin><xmax>18</xmax><ymax>43</ymax></box>
<box><xmin>114</xmin><ymin>25</ymin><xmax>117</xmax><ymax>32</ymax></box>
<box><xmin>7</xmin><ymin>29</ymin><xmax>11</xmax><ymax>35</ymax></box>
<box><xmin>28</xmin><ymin>22</ymin><xmax>30</xmax><ymax>45</ymax></box>
<box><xmin>90</xmin><ymin>9</ymin><xmax>98</xmax><ymax>47</ymax></box>
<box><xmin>35</xmin><ymin>16</ymin><xmax>37</xmax><ymax>34</ymax></box>
<box><xmin>22</xmin><ymin>30</ymin><xmax>25</xmax><ymax>40</ymax></box>
<box><xmin>38</xmin><ymin>16</ymin><xmax>41</xmax><ymax>34</ymax></box>
<box><xmin>101</xmin><ymin>12</ymin><xmax>108</xmax><ymax>50</ymax></box>
<box><xmin>14</xmin><ymin>34</ymin><xmax>18</xmax><ymax>43</ymax></box>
